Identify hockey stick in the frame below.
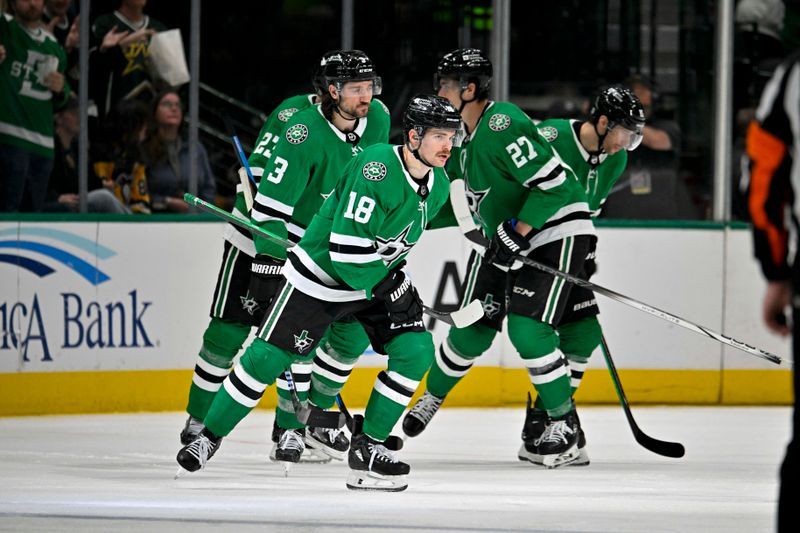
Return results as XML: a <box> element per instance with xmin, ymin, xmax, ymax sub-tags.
<box><xmin>448</xmin><ymin>180</ymin><xmax>787</xmax><ymax>366</ymax></box>
<box><xmin>284</xmin><ymin>370</ymin><xmax>345</xmax><ymax>429</ymax></box>
<box><xmin>334</xmin><ymin>394</ymin><xmax>404</xmax><ymax>451</ymax></box>
<box><xmin>600</xmin><ymin>335</ymin><xmax>685</xmax><ymax>458</ymax></box>
<box><xmin>184</xmin><ymin>193</ymin><xmax>485</xmax><ymax>329</ymax></box>
<box><xmin>221</xmin><ymin>113</ymin><xmax>256</xmax><ymax>212</ymax></box>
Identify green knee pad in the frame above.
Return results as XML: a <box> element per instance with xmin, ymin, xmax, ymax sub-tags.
<box><xmin>448</xmin><ymin>322</ymin><xmax>497</xmax><ymax>357</ymax></box>
<box><xmin>201</xmin><ymin>317</ymin><xmax>251</xmax><ymax>364</ymax></box>
<box><xmin>507</xmin><ymin>313</ymin><xmax>559</xmax><ymax>358</ymax></box>
<box><xmin>238</xmin><ymin>338</ymin><xmax>295</xmax><ymax>386</ymax></box>
<box><xmin>326</xmin><ymin>319</ymin><xmax>371</xmax><ymax>358</ymax></box>
<box><xmin>557</xmin><ymin>316</ymin><xmax>602</xmax><ymax>359</ymax></box>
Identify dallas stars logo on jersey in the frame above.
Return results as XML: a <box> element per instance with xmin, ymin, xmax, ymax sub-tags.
<box><xmin>488</xmin><ymin>114</ymin><xmax>511</xmax><ymax>132</ymax></box>
<box><xmin>293</xmin><ymin>330</ymin><xmax>314</xmax><ymax>353</ymax></box>
<box><xmin>240</xmin><ymin>291</ymin><xmax>260</xmax><ymax>316</ymax></box>
<box><xmin>376</xmin><ymin>223</ymin><xmax>414</xmax><ymax>263</ymax></box>
<box><xmin>539</xmin><ymin>126</ymin><xmax>558</xmax><ymax>142</ymax></box>
<box><xmin>482</xmin><ymin>293</ymin><xmax>502</xmax><ymax>318</ymax></box>
<box><xmin>277</xmin><ymin>108</ymin><xmax>299</xmax><ymax>122</ymax></box>
<box><xmin>286</xmin><ymin>124</ymin><xmax>309</xmax><ymax>144</ymax></box>
<box><xmin>362</xmin><ymin>161</ymin><xmax>387</xmax><ymax>181</ymax></box>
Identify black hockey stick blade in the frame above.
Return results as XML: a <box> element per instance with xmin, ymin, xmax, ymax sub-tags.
<box><xmin>335</xmin><ymin>395</ymin><xmax>404</xmax><ymax>451</ymax></box>
<box><xmin>601</xmin><ymin>336</ymin><xmax>685</xmax><ymax>458</ymax></box>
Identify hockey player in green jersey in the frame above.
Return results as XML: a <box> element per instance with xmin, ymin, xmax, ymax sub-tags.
<box><xmin>516</xmin><ymin>85</ymin><xmax>645</xmax><ymax>466</ymax></box>
<box><xmin>403</xmin><ymin>48</ymin><xmax>597</xmax><ymax>468</ymax></box>
<box><xmin>179</xmin><ymin>51</ymin><xmax>390</xmax><ymax>464</ymax></box>
<box><xmin>177</xmin><ymin>94</ymin><xmax>463</xmax><ymax>492</ymax></box>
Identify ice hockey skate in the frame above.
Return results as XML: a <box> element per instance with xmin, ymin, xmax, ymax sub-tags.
<box><xmin>346</xmin><ymin>433</ymin><xmax>409</xmax><ymax>492</ymax></box>
<box><xmin>175</xmin><ymin>430</ymin><xmax>222</xmax><ymax>477</ymax></box>
<box><xmin>179</xmin><ymin>415</ymin><xmax>204</xmax><ymax>445</ymax></box>
<box><xmin>402</xmin><ymin>391</ymin><xmax>444</xmax><ymax>437</ymax></box>
<box><xmin>305</xmin><ymin>425</ymin><xmax>349</xmax><ymax>461</ymax></box>
<box><xmin>531</xmin><ymin>411</ymin><xmax>581</xmax><ymax>469</ymax></box>
<box><xmin>269</xmin><ymin>428</ymin><xmax>306</xmax><ymax>476</ymax></box>
<box><xmin>270</xmin><ymin>420</ymin><xmax>331</xmax><ymax>463</ymax></box>
<box><xmin>518</xmin><ymin>399</ymin><xmax>589</xmax><ymax>467</ymax></box>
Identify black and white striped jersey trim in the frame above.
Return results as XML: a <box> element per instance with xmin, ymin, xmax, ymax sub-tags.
<box><xmin>252</xmin><ymin>191</ymin><xmax>294</xmax><ymax>226</ymax></box>
<box><xmin>525</xmin><ymin>203</ymin><xmax>595</xmax><ymax>251</ymax></box>
<box><xmin>523</xmin><ymin>157</ymin><xmax>567</xmax><ymax>190</ymax></box>
<box><xmin>283</xmin><ymin>246</ymin><xmax>367</xmax><ymax>302</ymax></box>
<box><xmin>329</xmin><ymin>232</ymin><xmax>382</xmax><ymax>265</ymax></box>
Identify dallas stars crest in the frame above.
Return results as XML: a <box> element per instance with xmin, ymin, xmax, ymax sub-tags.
<box><xmin>240</xmin><ymin>291</ymin><xmax>260</xmax><ymax>316</ymax></box>
<box><xmin>376</xmin><ymin>223</ymin><xmax>414</xmax><ymax>263</ymax></box>
<box><xmin>277</xmin><ymin>108</ymin><xmax>298</xmax><ymax>122</ymax></box>
<box><xmin>488</xmin><ymin>113</ymin><xmax>511</xmax><ymax>132</ymax></box>
<box><xmin>293</xmin><ymin>330</ymin><xmax>314</xmax><ymax>353</ymax></box>
<box><xmin>286</xmin><ymin>124</ymin><xmax>309</xmax><ymax>144</ymax></box>
<box><xmin>539</xmin><ymin>125</ymin><xmax>558</xmax><ymax>142</ymax></box>
<box><xmin>482</xmin><ymin>293</ymin><xmax>502</xmax><ymax>318</ymax></box>
<box><xmin>465</xmin><ymin>182</ymin><xmax>490</xmax><ymax>228</ymax></box>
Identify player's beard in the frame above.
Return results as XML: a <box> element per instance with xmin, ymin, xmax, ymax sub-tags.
<box><xmin>16</xmin><ymin>3</ymin><xmax>44</xmax><ymax>24</ymax></box>
<box><xmin>338</xmin><ymin>99</ymin><xmax>370</xmax><ymax>120</ymax></box>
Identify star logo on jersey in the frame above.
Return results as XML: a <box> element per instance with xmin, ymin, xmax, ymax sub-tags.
<box><xmin>539</xmin><ymin>126</ymin><xmax>558</xmax><ymax>142</ymax></box>
<box><xmin>286</xmin><ymin>124</ymin><xmax>309</xmax><ymax>144</ymax></box>
<box><xmin>488</xmin><ymin>113</ymin><xmax>511</xmax><ymax>132</ymax></box>
<box><xmin>293</xmin><ymin>330</ymin><xmax>314</xmax><ymax>353</ymax></box>
<box><xmin>277</xmin><ymin>108</ymin><xmax>299</xmax><ymax>122</ymax></box>
<box><xmin>376</xmin><ymin>223</ymin><xmax>414</xmax><ymax>263</ymax></box>
<box><xmin>482</xmin><ymin>293</ymin><xmax>502</xmax><ymax>319</ymax></box>
<box><xmin>465</xmin><ymin>182</ymin><xmax>490</xmax><ymax>227</ymax></box>
<box><xmin>239</xmin><ymin>291</ymin><xmax>260</xmax><ymax>316</ymax></box>
<box><xmin>362</xmin><ymin>161</ymin><xmax>387</xmax><ymax>181</ymax></box>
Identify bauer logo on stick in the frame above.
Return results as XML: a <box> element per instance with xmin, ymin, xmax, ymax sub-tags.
<box><xmin>488</xmin><ymin>113</ymin><xmax>511</xmax><ymax>131</ymax></box>
<box><xmin>362</xmin><ymin>161</ymin><xmax>387</xmax><ymax>181</ymax></box>
<box><xmin>286</xmin><ymin>124</ymin><xmax>309</xmax><ymax>144</ymax></box>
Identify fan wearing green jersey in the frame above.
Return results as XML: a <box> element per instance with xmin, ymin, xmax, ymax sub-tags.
<box><xmin>176</xmin><ymin>94</ymin><xmax>462</xmax><ymax>492</ymax></box>
<box><xmin>517</xmin><ymin>86</ymin><xmax>646</xmax><ymax>466</ymax></box>
<box><xmin>179</xmin><ymin>51</ymin><xmax>390</xmax><ymax>466</ymax></box>
<box><xmin>403</xmin><ymin>48</ymin><xmax>597</xmax><ymax>469</ymax></box>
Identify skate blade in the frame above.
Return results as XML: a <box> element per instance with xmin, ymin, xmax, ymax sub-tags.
<box><xmin>304</xmin><ymin>437</ymin><xmax>346</xmax><ymax>461</ymax></box>
<box><xmin>280</xmin><ymin>462</ymin><xmax>293</xmax><ymax>477</ymax></box>
<box><xmin>174</xmin><ymin>466</ymin><xmax>191</xmax><ymax>479</ymax></box>
<box><xmin>542</xmin><ymin>446</ymin><xmax>580</xmax><ymax>469</ymax></box>
<box><xmin>345</xmin><ymin>470</ymin><xmax>408</xmax><ymax>492</ymax></box>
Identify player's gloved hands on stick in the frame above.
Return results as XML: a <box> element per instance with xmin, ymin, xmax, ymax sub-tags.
<box><xmin>484</xmin><ymin>220</ymin><xmax>530</xmax><ymax>270</ymax></box>
<box><xmin>373</xmin><ymin>268</ymin><xmax>424</xmax><ymax>326</ymax></box>
<box><xmin>249</xmin><ymin>254</ymin><xmax>285</xmax><ymax>306</ymax></box>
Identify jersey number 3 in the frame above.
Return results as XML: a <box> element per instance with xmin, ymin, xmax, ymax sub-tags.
<box><xmin>344</xmin><ymin>192</ymin><xmax>375</xmax><ymax>223</ymax></box>
<box><xmin>505</xmin><ymin>136</ymin><xmax>536</xmax><ymax>168</ymax></box>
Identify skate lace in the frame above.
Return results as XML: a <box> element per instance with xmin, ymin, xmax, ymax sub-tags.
<box><xmin>536</xmin><ymin>420</ymin><xmax>574</xmax><ymax>446</ymax></box>
<box><xmin>279</xmin><ymin>429</ymin><xmax>305</xmax><ymax>453</ymax></box>
<box><xmin>185</xmin><ymin>435</ymin><xmax>214</xmax><ymax>467</ymax></box>
<box><xmin>367</xmin><ymin>442</ymin><xmax>399</xmax><ymax>468</ymax></box>
<box><xmin>323</xmin><ymin>427</ymin><xmax>344</xmax><ymax>443</ymax></box>
<box><xmin>409</xmin><ymin>393</ymin><xmax>443</xmax><ymax>424</ymax></box>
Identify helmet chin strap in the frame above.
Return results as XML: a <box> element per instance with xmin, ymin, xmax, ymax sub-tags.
<box><xmin>588</xmin><ymin>122</ymin><xmax>608</xmax><ymax>167</ymax></box>
<box><xmin>407</xmin><ymin>133</ymin><xmax>434</xmax><ymax>168</ymax></box>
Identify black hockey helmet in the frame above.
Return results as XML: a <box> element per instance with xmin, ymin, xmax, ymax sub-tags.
<box><xmin>589</xmin><ymin>85</ymin><xmax>645</xmax><ymax>132</ymax></box>
<box><xmin>317</xmin><ymin>50</ymin><xmax>382</xmax><ymax>95</ymax></box>
<box><xmin>434</xmin><ymin>48</ymin><xmax>493</xmax><ymax>98</ymax></box>
<box><xmin>403</xmin><ymin>94</ymin><xmax>463</xmax><ymax>141</ymax></box>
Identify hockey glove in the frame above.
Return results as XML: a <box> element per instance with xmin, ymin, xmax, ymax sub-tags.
<box><xmin>484</xmin><ymin>221</ymin><xmax>530</xmax><ymax>270</ymax></box>
<box><xmin>248</xmin><ymin>254</ymin><xmax>285</xmax><ymax>309</ymax></box>
<box><xmin>373</xmin><ymin>269</ymin><xmax>424</xmax><ymax>327</ymax></box>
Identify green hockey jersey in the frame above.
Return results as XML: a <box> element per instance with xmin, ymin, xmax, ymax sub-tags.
<box><xmin>0</xmin><ymin>13</ymin><xmax>69</xmax><ymax>157</ymax></box>
<box><xmin>460</xmin><ymin>101</ymin><xmax>594</xmax><ymax>250</ymax></box>
<box><xmin>250</xmin><ymin>101</ymin><xmax>390</xmax><ymax>259</ymax></box>
<box><xmin>283</xmin><ymin>144</ymin><xmax>450</xmax><ymax>302</ymax></box>
<box><xmin>223</xmin><ymin>93</ymin><xmax>317</xmax><ymax>255</ymax></box>
<box><xmin>538</xmin><ymin>118</ymin><xmax>628</xmax><ymax>217</ymax></box>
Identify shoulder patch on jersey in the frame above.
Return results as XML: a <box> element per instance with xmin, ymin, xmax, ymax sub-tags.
<box><xmin>362</xmin><ymin>161</ymin><xmax>387</xmax><ymax>181</ymax></box>
<box><xmin>488</xmin><ymin>113</ymin><xmax>511</xmax><ymax>132</ymax></box>
<box><xmin>277</xmin><ymin>108</ymin><xmax>299</xmax><ymax>122</ymax></box>
<box><xmin>285</xmin><ymin>124</ymin><xmax>309</xmax><ymax>144</ymax></box>
<box><xmin>375</xmin><ymin>99</ymin><xmax>390</xmax><ymax>115</ymax></box>
<box><xmin>539</xmin><ymin>126</ymin><xmax>558</xmax><ymax>142</ymax></box>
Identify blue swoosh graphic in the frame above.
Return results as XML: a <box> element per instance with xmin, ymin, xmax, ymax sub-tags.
<box><xmin>0</xmin><ymin>227</ymin><xmax>116</xmax><ymax>259</ymax></box>
<box><xmin>0</xmin><ymin>254</ymin><xmax>55</xmax><ymax>277</ymax></box>
<box><xmin>0</xmin><ymin>240</ymin><xmax>110</xmax><ymax>285</ymax></box>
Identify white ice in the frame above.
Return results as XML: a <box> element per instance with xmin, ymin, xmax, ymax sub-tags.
<box><xmin>0</xmin><ymin>407</ymin><xmax>790</xmax><ymax>532</ymax></box>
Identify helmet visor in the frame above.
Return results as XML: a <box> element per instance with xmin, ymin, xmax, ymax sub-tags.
<box><xmin>338</xmin><ymin>77</ymin><xmax>382</xmax><ymax>97</ymax></box>
<box><xmin>610</xmin><ymin>123</ymin><xmax>644</xmax><ymax>151</ymax></box>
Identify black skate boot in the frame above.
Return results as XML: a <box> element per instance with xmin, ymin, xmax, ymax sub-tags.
<box><xmin>270</xmin><ymin>428</ymin><xmax>306</xmax><ymax>475</ymax></box>
<box><xmin>533</xmin><ymin>411</ymin><xmax>580</xmax><ymax>469</ymax></box>
<box><xmin>346</xmin><ymin>433</ymin><xmax>409</xmax><ymax>492</ymax></box>
<box><xmin>270</xmin><ymin>419</ymin><xmax>331</xmax><ymax>463</ymax></box>
<box><xmin>180</xmin><ymin>415</ymin><xmax>204</xmax><ymax>445</ymax></box>
<box><xmin>402</xmin><ymin>391</ymin><xmax>444</xmax><ymax>438</ymax></box>
<box><xmin>517</xmin><ymin>393</ymin><xmax>549</xmax><ymax>462</ymax></box>
<box><xmin>306</xmin><ymin>425</ymin><xmax>349</xmax><ymax>461</ymax></box>
<box><xmin>176</xmin><ymin>429</ymin><xmax>222</xmax><ymax>474</ymax></box>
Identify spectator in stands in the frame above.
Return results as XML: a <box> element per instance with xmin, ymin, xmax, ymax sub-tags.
<box><xmin>90</xmin><ymin>0</ymin><xmax>166</xmax><ymax>121</ymax></box>
<box><xmin>92</xmin><ymin>98</ymin><xmax>151</xmax><ymax>213</ymax></box>
<box><xmin>0</xmin><ymin>0</ymin><xmax>70</xmax><ymax>212</ymax></box>
<box><xmin>42</xmin><ymin>0</ymin><xmax>79</xmax><ymax>86</ymax></box>
<box><xmin>140</xmin><ymin>89</ymin><xmax>216</xmax><ymax>213</ymax></box>
<box><xmin>44</xmin><ymin>95</ymin><xmax>129</xmax><ymax>213</ymax></box>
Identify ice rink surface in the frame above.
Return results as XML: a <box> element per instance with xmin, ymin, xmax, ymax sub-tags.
<box><xmin>0</xmin><ymin>406</ymin><xmax>790</xmax><ymax>533</ymax></box>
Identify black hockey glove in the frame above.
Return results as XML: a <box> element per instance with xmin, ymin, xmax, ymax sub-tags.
<box><xmin>373</xmin><ymin>269</ymin><xmax>424</xmax><ymax>327</ymax></box>
<box><xmin>248</xmin><ymin>254</ymin><xmax>285</xmax><ymax>307</ymax></box>
<box><xmin>484</xmin><ymin>221</ymin><xmax>530</xmax><ymax>270</ymax></box>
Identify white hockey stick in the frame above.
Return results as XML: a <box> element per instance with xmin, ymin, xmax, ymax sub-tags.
<box><xmin>232</xmin><ymin>135</ymin><xmax>255</xmax><ymax>212</ymax></box>
<box><xmin>448</xmin><ymin>180</ymin><xmax>789</xmax><ymax>366</ymax></box>
<box><xmin>184</xmin><ymin>193</ymin><xmax>485</xmax><ymax>329</ymax></box>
